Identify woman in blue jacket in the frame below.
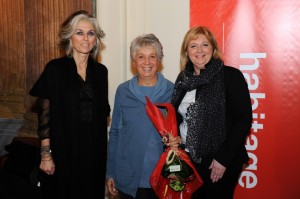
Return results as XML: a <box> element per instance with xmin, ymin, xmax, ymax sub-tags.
<box><xmin>106</xmin><ymin>33</ymin><xmax>176</xmax><ymax>199</ymax></box>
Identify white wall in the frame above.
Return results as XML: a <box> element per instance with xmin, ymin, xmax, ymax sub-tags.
<box><xmin>96</xmin><ymin>0</ymin><xmax>189</xmax><ymax>113</ymax></box>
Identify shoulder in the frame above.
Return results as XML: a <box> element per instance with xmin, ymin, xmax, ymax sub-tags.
<box><xmin>157</xmin><ymin>72</ymin><xmax>174</xmax><ymax>87</ymax></box>
<box><xmin>114</xmin><ymin>80</ymin><xmax>130</xmax><ymax>99</ymax></box>
<box><xmin>40</xmin><ymin>57</ymin><xmax>66</xmax><ymax>76</ymax></box>
<box><xmin>174</xmin><ymin>71</ymin><xmax>185</xmax><ymax>83</ymax></box>
<box><xmin>44</xmin><ymin>57</ymin><xmax>70</xmax><ymax>70</ymax></box>
<box><xmin>166</xmin><ymin>79</ymin><xmax>175</xmax><ymax>86</ymax></box>
<box><xmin>223</xmin><ymin>65</ymin><xmax>245</xmax><ymax>81</ymax></box>
<box><xmin>223</xmin><ymin>65</ymin><xmax>249</xmax><ymax>93</ymax></box>
<box><xmin>90</xmin><ymin>59</ymin><xmax>108</xmax><ymax>73</ymax></box>
<box><xmin>94</xmin><ymin>62</ymin><xmax>108</xmax><ymax>71</ymax></box>
<box><xmin>47</xmin><ymin>56</ymin><xmax>69</xmax><ymax>65</ymax></box>
<box><xmin>166</xmin><ymin>79</ymin><xmax>175</xmax><ymax>92</ymax></box>
<box><xmin>163</xmin><ymin>76</ymin><xmax>175</xmax><ymax>90</ymax></box>
<box><xmin>223</xmin><ymin>65</ymin><xmax>242</xmax><ymax>75</ymax></box>
<box><xmin>117</xmin><ymin>80</ymin><xmax>130</xmax><ymax>90</ymax></box>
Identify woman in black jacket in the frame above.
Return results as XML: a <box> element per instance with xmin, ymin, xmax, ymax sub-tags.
<box><xmin>171</xmin><ymin>26</ymin><xmax>252</xmax><ymax>199</ymax></box>
<box><xmin>29</xmin><ymin>10</ymin><xmax>110</xmax><ymax>199</ymax></box>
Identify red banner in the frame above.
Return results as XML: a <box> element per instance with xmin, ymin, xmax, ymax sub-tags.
<box><xmin>191</xmin><ymin>0</ymin><xmax>300</xmax><ymax>198</ymax></box>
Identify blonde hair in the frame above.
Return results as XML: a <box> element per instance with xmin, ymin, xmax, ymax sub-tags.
<box><xmin>180</xmin><ymin>26</ymin><xmax>222</xmax><ymax>71</ymax></box>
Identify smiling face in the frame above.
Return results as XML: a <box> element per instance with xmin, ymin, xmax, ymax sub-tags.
<box><xmin>187</xmin><ymin>34</ymin><xmax>213</xmax><ymax>75</ymax></box>
<box><xmin>70</xmin><ymin>20</ymin><xmax>97</xmax><ymax>57</ymax></box>
<box><xmin>133</xmin><ymin>46</ymin><xmax>159</xmax><ymax>86</ymax></box>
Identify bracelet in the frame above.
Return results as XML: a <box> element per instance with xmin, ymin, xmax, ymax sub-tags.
<box><xmin>41</xmin><ymin>146</ymin><xmax>51</xmax><ymax>155</ymax></box>
<box><xmin>40</xmin><ymin>151</ymin><xmax>52</xmax><ymax>155</ymax></box>
<box><xmin>41</xmin><ymin>158</ymin><xmax>53</xmax><ymax>161</ymax></box>
<box><xmin>41</xmin><ymin>154</ymin><xmax>52</xmax><ymax>159</ymax></box>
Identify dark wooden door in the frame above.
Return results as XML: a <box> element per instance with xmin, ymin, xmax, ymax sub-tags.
<box><xmin>0</xmin><ymin>0</ymin><xmax>94</xmax><ymax>136</ymax></box>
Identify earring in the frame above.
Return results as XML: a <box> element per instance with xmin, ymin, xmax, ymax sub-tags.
<box><xmin>91</xmin><ymin>46</ymin><xmax>96</xmax><ymax>53</ymax></box>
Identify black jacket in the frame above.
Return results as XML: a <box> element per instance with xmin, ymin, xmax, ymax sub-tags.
<box><xmin>29</xmin><ymin>56</ymin><xmax>110</xmax><ymax>198</ymax></box>
<box><xmin>173</xmin><ymin>66</ymin><xmax>252</xmax><ymax>168</ymax></box>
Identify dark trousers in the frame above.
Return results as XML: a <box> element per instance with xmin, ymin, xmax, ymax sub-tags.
<box><xmin>192</xmin><ymin>160</ymin><xmax>243</xmax><ymax>199</ymax></box>
<box><xmin>119</xmin><ymin>188</ymin><xmax>158</xmax><ymax>199</ymax></box>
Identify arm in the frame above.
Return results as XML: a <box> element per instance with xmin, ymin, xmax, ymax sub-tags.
<box><xmin>38</xmin><ymin>98</ymin><xmax>55</xmax><ymax>175</ymax></box>
<box><xmin>106</xmin><ymin>87</ymin><xmax>122</xmax><ymax>195</ymax></box>
<box><xmin>215</xmin><ymin>67</ymin><xmax>253</xmax><ymax>167</ymax></box>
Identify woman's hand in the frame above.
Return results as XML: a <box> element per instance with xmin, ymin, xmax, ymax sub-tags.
<box><xmin>209</xmin><ymin>159</ymin><xmax>226</xmax><ymax>183</ymax></box>
<box><xmin>106</xmin><ymin>178</ymin><xmax>118</xmax><ymax>197</ymax></box>
<box><xmin>40</xmin><ymin>139</ymin><xmax>55</xmax><ymax>175</ymax></box>
<box><xmin>40</xmin><ymin>154</ymin><xmax>55</xmax><ymax>175</ymax></box>
<box><xmin>162</xmin><ymin>134</ymin><xmax>182</xmax><ymax>150</ymax></box>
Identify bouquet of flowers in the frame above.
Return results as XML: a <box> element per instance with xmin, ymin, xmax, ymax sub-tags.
<box><xmin>145</xmin><ymin>97</ymin><xmax>203</xmax><ymax>199</ymax></box>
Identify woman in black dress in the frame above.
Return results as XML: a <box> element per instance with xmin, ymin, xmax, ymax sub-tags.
<box><xmin>29</xmin><ymin>10</ymin><xmax>110</xmax><ymax>199</ymax></box>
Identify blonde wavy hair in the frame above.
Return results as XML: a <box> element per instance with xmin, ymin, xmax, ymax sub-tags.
<box><xmin>180</xmin><ymin>26</ymin><xmax>222</xmax><ymax>71</ymax></box>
